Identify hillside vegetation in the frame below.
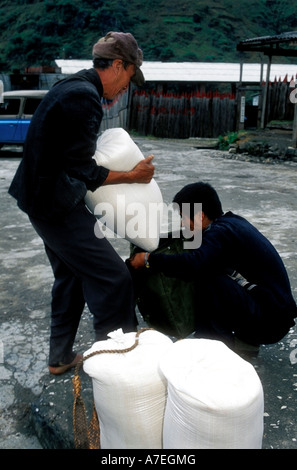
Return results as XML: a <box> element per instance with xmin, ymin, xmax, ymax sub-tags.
<box><xmin>1</xmin><ymin>0</ymin><xmax>297</xmax><ymax>72</ymax></box>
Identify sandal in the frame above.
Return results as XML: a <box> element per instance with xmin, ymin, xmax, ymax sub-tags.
<box><xmin>48</xmin><ymin>353</ymin><xmax>83</xmax><ymax>375</ymax></box>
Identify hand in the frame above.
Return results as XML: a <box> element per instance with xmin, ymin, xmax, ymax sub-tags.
<box><xmin>102</xmin><ymin>155</ymin><xmax>155</xmax><ymax>185</ymax></box>
<box><xmin>128</xmin><ymin>252</ymin><xmax>146</xmax><ymax>269</ymax></box>
<box><xmin>129</xmin><ymin>155</ymin><xmax>155</xmax><ymax>183</ymax></box>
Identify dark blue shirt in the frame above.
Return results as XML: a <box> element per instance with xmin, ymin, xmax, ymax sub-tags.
<box><xmin>150</xmin><ymin>211</ymin><xmax>297</xmax><ymax>317</ymax></box>
<box><xmin>9</xmin><ymin>68</ymin><xmax>109</xmax><ymax>220</ymax></box>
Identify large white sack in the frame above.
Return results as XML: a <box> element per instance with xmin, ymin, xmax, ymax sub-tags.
<box><xmin>85</xmin><ymin>128</ymin><xmax>163</xmax><ymax>251</ymax></box>
<box><xmin>83</xmin><ymin>328</ymin><xmax>172</xmax><ymax>449</ymax></box>
<box><xmin>160</xmin><ymin>338</ymin><xmax>264</xmax><ymax>449</ymax></box>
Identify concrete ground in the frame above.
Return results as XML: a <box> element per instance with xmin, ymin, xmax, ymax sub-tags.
<box><xmin>0</xmin><ymin>136</ymin><xmax>297</xmax><ymax>450</ymax></box>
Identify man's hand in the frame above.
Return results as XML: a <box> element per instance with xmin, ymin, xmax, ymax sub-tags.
<box><xmin>129</xmin><ymin>155</ymin><xmax>154</xmax><ymax>183</ymax></box>
<box><xmin>128</xmin><ymin>252</ymin><xmax>147</xmax><ymax>269</ymax></box>
<box><xmin>103</xmin><ymin>155</ymin><xmax>155</xmax><ymax>185</ymax></box>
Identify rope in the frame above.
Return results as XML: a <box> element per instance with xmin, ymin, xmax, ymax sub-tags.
<box><xmin>72</xmin><ymin>328</ymin><xmax>152</xmax><ymax>449</ymax></box>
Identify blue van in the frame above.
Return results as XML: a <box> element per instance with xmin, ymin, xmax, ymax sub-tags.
<box><xmin>0</xmin><ymin>90</ymin><xmax>48</xmax><ymax>148</ymax></box>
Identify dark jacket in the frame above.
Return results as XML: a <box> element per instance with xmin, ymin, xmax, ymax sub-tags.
<box><xmin>149</xmin><ymin>211</ymin><xmax>297</xmax><ymax>320</ymax></box>
<box><xmin>8</xmin><ymin>68</ymin><xmax>109</xmax><ymax>221</ymax></box>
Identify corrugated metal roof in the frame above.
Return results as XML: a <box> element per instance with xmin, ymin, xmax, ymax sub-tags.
<box><xmin>55</xmin><ymin>60</ymin><xmax>91</xmax><ymax>74</ymax></box>
<box><xmin>55</xmin><ymin>59</ymin><xmax>297</xmax><ymax>83</ymax></box>
<box><xmin>238</xmin><ymin>30</ymin><xmax>297</xmax><ymax>47</ymax></box>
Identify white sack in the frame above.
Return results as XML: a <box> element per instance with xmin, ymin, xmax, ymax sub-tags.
<box><xmin>85</xmin><ymin>128</ymin><xmax>163</xmax><ymax>251</ymax></box>
<box><xmin>83</xmin><ymin>329</ymin><xmax>172</xmax><ymax>449</ymax></box>
<box><xmin>160</xmin><ymin>338</ymin><xmax>264</xmax><ymax>449</ymax></box>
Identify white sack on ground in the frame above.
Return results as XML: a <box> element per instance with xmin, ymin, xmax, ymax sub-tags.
<box><xmin>83</xmin><ymin>329</ymin><xmax>172</xmax><ymax>449</ymax></box>
<box><xmin>85</xmin><ymin>128</ymin><xmax>163</xmax><ymax>251</ymax></box>
<box><xmin>160</xmin><ymin>338</ymin><xmax>264</xmax><ymax>449</ymax></box>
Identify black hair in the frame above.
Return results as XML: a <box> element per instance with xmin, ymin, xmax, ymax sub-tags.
<box><xmin>93</xmin><ymin>58</ymin><xmax>131</xmax><ymax>70</ymax></box>
<box><xmin>173</xmin><ymin>182</ymin><xmax>224</xmax><ymax>221</ymax></box>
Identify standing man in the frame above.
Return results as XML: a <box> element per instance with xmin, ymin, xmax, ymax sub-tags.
<box><xmin>9</xmin><ymin>32</ymin><xmax>154</xmax><ymax>374</ymax></box>
<box><xmin>129</xmin><ymin>182</ymin><xmax>297</xmax><ymax>355</ymax></box>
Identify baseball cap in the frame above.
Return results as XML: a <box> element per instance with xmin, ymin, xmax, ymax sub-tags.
<box><xmin>92</xmin><ymin>31</ymin><xmax>145</xmax><ymax>86</ymax></box>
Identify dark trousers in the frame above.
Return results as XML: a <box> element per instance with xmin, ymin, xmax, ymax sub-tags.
<box><xmin>194</xmin><ymin>274</ymin><xmax>293</xmax><ymax>347</ymax></box>
<box><xmin>30</xmin><ymin>202</ymin><xmax>137</xmax><ymax>366</ymax></box>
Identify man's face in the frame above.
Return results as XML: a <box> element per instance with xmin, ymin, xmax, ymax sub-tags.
<box><xmin>181</xmin><ymin>211</ymin><xmax>203</xmax><ymax>233</ymax></box>
<box><xmin>103</xmin><ymin>61</ymin><xmax>136</xmax><ymax>100</ymax></box>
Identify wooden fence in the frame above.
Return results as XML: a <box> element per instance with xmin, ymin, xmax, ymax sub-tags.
<box><xmin>128</xmin><ymin>90</ymin><xmax>236</xmax><ymax>139</ymax></box>
<box><xmin>100</xmin><ymin>91</ymin><xmax>129</xmax><ymax>132</ymax></box>
<box><xmin>128</xmin><ymin>77</ymin><xmax>296</xmax><ymax>138</ymax></box>
<box><xmin>265</xmin><ymin>75</ymin><xmax>295</xmax><ymax>123</ymax></box>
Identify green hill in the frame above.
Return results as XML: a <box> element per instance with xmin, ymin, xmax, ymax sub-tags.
<box><xmin>1</xmin><ymin>0</ymin><xmax>297</xmax><ymax>73</ymax></box>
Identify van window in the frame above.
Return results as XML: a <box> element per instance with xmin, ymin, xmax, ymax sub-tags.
<box><xmin>0</xmin><ymin>90</ymin><xmax>48</xmax><ymax>147</ymax></box>
<box><xmin>23</xmin><ymin>98</ymin><xmax>42</xmax><ymax>115</ymax></box>
<box><xmin>0</xmin><ymin>98</ymin><xmax>21</xmax><ymax>116</ymax></box>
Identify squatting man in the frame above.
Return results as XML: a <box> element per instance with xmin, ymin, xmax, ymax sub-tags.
<box><xmin>129</xmin><ymin>182</ymin><xmax>297</xmax><ymax>354</ymax></box>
